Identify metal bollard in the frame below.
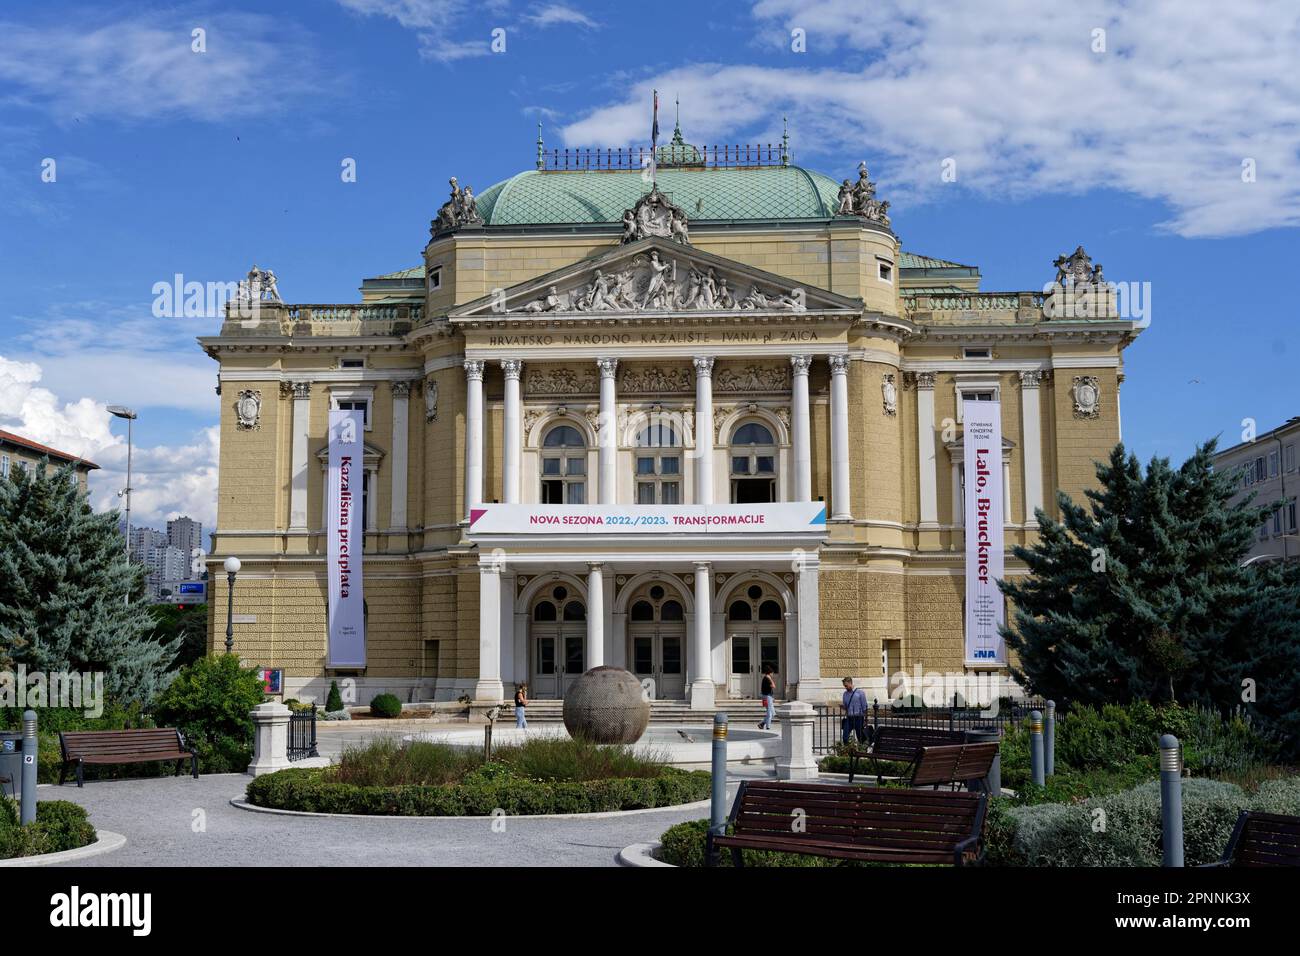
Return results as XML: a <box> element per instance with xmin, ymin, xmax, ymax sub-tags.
<box><xmin>1029</xmin><ymin>710</ymin><xmax>1045</xmax><ymax>788</ymax></box>
<box><xmin>21</xmin><ymin>709</ymin><xmax>37</xmax><ymax>825</ymax></box>
<box><xmin>1045</xmin><ymin>700</ymin><xmax>1056</xmax><ymax>777</ymax></box>
<box><xmin>708</xmin><ymin>712</ymin><xmax>728</xmax><ymax>864</ymax></box>
<box><xmin>964</xmin><ymin>729</ymin><xmax>1001</xmax><ymax>796</ymax></box>
<box><xmin>1160</xmin><ymin>734</ymin><xmax>1184</xmax><ymax>867</ymax></box>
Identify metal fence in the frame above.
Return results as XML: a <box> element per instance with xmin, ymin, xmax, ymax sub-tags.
<box><xmin>288</xmin><ymin>709</ymin><xmax>318</xmax><ymax>761</ymax></box>
<box><xmin>812</xmin><ymin>697</ymin><xmax>1047</xmax><ymax>754</ymax></box>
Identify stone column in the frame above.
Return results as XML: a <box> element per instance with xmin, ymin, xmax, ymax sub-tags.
<box><xmin>693</xmin><ymin>357</ymin><xmax>715</xmax><ymax>504</ymax></box>
<box><xmin>475</xmin><ymin>559</ymin><xmax>504</xmax><ymax>702</ymax></box>
<box><xmin>597</xmin><ymin>358</ymin><xmax>618</xmax><ymax>504</ymax></box>
<box><xmin>464</xmin><ymin>360</ymin><xmax>485</xmax><ymax>517</ymax></box>
<box><xmin>288</xmin><ymin>382</ymin><xmax>311</xmax><ymax>529</ymax></box>
<box><xmin>775</xmin><ymin>701</ymin><xmax>819</xmax><ymax>780</ymax></box>
<box><xmin>501</xmin><ymin>359</ymin><xmax>524</xmax><ymax>504</ymax></box>
<box><xmin>915</xmin><ymin>372</ymin><xmax>939</xmax><ymax>527</ymax></box>
<box><xmin>390</xmin><ymin>381</ymin><xmax>410</xmax><ymax>530</ymax></box>
<box><xmin>247</xmin><ymin>702</ymin><xmax>292</xmax><ymax>777</ymax></box>
<box><xmin>791</xmin><ymin>354</ymin><xmax>812</xmax><ymax>501</ymax></box>
<box><xmin>1019</xmin><ymin>370</ymin><xmax>1043</xmax><ymax>524</ymax></box>
<box><xmin>795</xmin><ymin>558</ymin><xmax>822</xmax><ymax>701</ymax></box>
<box><xmin>828</xmin><ymin>354</ymin><xmax>851</xmax><ymax>519</ymax></box>
<box><xmin>587</xmin><ymin>562</ymin><xmax>605</xmax><ymax>669</ymax></box>
<box><xmin>691</xmin><ymin>561</ymin><xmax>715</xmax><ymax>709</ymax></box>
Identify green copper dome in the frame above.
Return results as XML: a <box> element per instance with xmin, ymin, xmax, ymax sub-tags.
<box><xmin>474</xmin><ymin>164</ymin><xmax>843</xmax><ymax>226</ymax></box>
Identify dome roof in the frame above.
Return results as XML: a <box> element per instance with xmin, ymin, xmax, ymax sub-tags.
<box><xmin>474</xmin><ymin>164</ymin><xmax>844</xmax><ymax>226</ymax></box>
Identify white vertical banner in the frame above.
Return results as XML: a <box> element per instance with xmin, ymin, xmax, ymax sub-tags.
<box><xmin>963</xmin><ymin>400</ymin><xmax>1006</xmax><ymax>666</ymax></box>
<box><xmin>327</xmin><ymin>409</ymin><xmax>366</xmax><ymax>668</ymax></box>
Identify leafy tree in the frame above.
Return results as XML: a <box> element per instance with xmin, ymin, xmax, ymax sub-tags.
<box><xmin>152</xmin><ymin>654</ymin><xmax>266</xmax><ymax>773</ymax></box>
<box><xmin>148</xmin><ymin>603</ymin><xmax>209</xmax><ymax>669</ymax></box>
<box><xmin>999</xmin><ymin>441</ymin><xmax>1300</xmax><ymax>757</ymax></box>
<box><xmin>0</xmin><ymin>460</ymin><xmax>178</xmax><ymax>707</ymax></box>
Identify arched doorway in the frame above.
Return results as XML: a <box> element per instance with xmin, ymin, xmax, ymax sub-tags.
<box><xmin>529</xmin><ymin>584</ymin><xmax>586</xmax><ymax>698</ymax></box>
<box><xmin>725</xmin><ymin>582</ymin><xmax>785</xmax><ymax>698</ymax></box>
<box><xmin>626</xmin><ymin>582</ymin><xmax>687</xmax><ymax>700</ymax></box>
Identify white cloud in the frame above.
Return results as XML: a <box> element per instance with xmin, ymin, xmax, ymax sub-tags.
<box><xmin>526</xmin><ymin>4</ymin><xmax>600</xmax><ymax>30</ymax></box>
<box><xmin>562</xmin><ymin>0</ymin><xmax>1300</xmax><ymax>238</ymax></box>
<box><xmin>0</xmin><ymin>11</ymin><xmax>326</xmax><ymax>124</ymax></box>
<box><xmin>0</xmin><ymin>356</ymin><xmax>218</xmax><ymax>532</ymax></box>
<box><xmin>337</xmin><ymin>0</ymin><xmax>497</xmax><ymax>62</ymax></box>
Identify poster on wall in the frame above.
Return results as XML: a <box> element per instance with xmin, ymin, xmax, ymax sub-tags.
<box><xmin>963</xmin><ymin>399</ymin><xmax>1006</xmax><ymax>666</ymax></box>
<box><xmin>327</xmin><ymin>408</ymin><xmax>366</xmax><ymax>668</ymax></box>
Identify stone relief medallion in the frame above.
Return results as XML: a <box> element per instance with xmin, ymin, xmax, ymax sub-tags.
<box><xmin>1071</xmin><ymin>375</ymin><xmax>1101</xmax><ymax>418</ymax></box>
<box><xmin>235</xmin><ymin>389</ymin><xmax>262</xmax><ymax>430</ymax></box>
<box><xmin>527</xmin><ymin>365</ymin><xmax>598</xmax><ymax>396</ymax></box>
<box><xmin>882</xmin><ymin>373</ymin><xmax>898</xmax><ymax>416</ymax></box>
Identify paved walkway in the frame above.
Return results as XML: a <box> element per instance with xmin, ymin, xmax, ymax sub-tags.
<box><xmin>41</xmin><ymin>769</ymin><xmax>763</xmax><ymax>867</ymax></box>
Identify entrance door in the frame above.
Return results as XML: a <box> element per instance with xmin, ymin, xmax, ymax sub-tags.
<box><xmin>725</xmin><ymin>584</ymin><xmax>785</xmax><ymax>698</ymax></box>
<box><xmin>626</xmin><ymin>585</ymin><xmax>687</xmax><ymax>700</ymax></box>
<box><xmin>530</xmin><ymin>589</ymin><xmax>586</xmax><ymax>699</ymax></box>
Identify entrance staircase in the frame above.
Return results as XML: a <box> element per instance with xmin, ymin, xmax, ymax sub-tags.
<box><xmin>513</xmin><ymin>698</ymin><xmax>774</xmax><ymax>726</ymax></box>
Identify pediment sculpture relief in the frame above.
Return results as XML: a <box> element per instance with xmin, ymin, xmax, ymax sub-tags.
<box><xmin>519</xmin><ymin>250</ymin><xmax>807</xmax><ymax>314</ymax></box>
<box><xmin>713</xmin><ymin>363</ymin><xmax>791</xmax><ymax>393</ymax></box>
<box><xmin>621</xmin><ymin>186</ymin><xmax>689</xmax><ymax>244</ymax></box>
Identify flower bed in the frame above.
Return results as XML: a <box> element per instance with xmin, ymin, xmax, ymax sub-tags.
<box><xmin>246</xmin><ymin>737</ymin><xmax>710</xmax><ymax>816</ymax></box>
<box><xmin>0</xmin><ymin>799</ymin><xmax>97</xmax><ymax>860</ymax></box>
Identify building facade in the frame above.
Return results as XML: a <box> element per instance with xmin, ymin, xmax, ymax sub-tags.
<box><xmin>1214</xmin><ymin>417</ymin><xmax>1300</xmax><ymax>563</ymax></box>
<box><xmin>0</xmin><ymin>429</ymin><xmax>98</xmax><ymax>492</ymax></box>
<box><xmin>200</xmin><ymin>131</ymin><xmax>1143</xmax><ymax>705</ymax></box>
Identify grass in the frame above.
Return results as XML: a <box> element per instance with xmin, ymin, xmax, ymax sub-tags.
<box><xmin>332</xmin><ymin>735</ymin><xmax>667</xmax><ymax>787</ymax></box>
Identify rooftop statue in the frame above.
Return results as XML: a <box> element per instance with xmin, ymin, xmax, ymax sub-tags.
<box><xmin>432</xmin><ymin>176</ymin><xmax>483</xmax><ymax>236</ymax></box>
<box><xmin>237</xmin><ymin>263</ymin><xmax>282</xmax><ymax>302</ymax></box>
<box><xmin>621</xmin><ymin>186</ymin><xmax>690</xmax><ymax>244</ymax></box>
<box><xmin>836</xmin><ymin>161</ymin><xmax>891</xmax><ymax>227</ymax></box>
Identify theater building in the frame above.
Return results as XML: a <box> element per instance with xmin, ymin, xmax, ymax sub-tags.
<box><xmin>200</xmin><ymin>126</ymin><xmax>1143</xmax><ymax>706</ymax></box>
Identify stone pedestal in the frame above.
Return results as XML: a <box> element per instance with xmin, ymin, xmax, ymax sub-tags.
<box><xmin>775</xmin><ymin>701</ymin><xmax>819</xmax><ymax>781</ymax></box>
<box><xmin>247</xmin><ymin>702</ymin><xmax>292</xmax><ymax>777</ymax></box>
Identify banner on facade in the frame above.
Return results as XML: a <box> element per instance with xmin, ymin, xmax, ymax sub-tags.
<box><xmin>327</xmin><ymin>409</ymin><xmax>366</xmax><ymax>668</ymax></box>
<box><xmin>467</xmin><ymin>502</ymin><xmax>827</xmax><ymax>536</ymax></box>
<box><xmin>963</xmin><ymin>399</ymin><xmax>1006</xmax><ymax>666</ymax></box>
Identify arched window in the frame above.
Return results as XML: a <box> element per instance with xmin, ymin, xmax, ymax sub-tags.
<box><xmin>541</xmin><ymin>423</ymin><xmax>587</xmax><ymax>504</ymax></box>
<box><xmin>562</xmin><ymin>601</ymin><xmax>586</xmax><ymax>622</ymax></box>
<box><xmin>759</xmin><ymin>600</ymin><xmax>783</xmax><ymax>621</ymax></box>
<box><xmin>660</xmin><ymin>600</ymin><xmax>684</xmax><ymax>621</ymax></box>
<box><xmin>634</xmin><ymin>421</ymin><xmax>682</xmax><ymax>504</ymax></box>
<box><xmin>533</xmin><ymin>600</ymin><xmax>557</xmax><ymax>622</ymax></box>
<box><xmin>730</xmin><ymin>421</ymin><xmax>776</xmax><ymax>503</ymax></box>
<box><xmin>630</xmin><ymin>600</ymin><xmax>654</xmax><ymax>622</ymax></box>
<box><xmin>728</xmin><ymin>600</ymin><xmax>752</xmax><ymax>621</ymax></box>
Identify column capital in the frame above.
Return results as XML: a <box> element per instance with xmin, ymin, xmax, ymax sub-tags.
<box><xmin>692</xmin><ymin>560</ymin><xmax>712</xmax><ymax>573</ymax></box>
<box><xmin>290</xmin><ymin>381</ymin><xmax>311</xmax><ymax>400</ymax></box>
<box><xmin>587</xmin><ymin>561</ymin><xmax>604</xmax><ymax>573</ymax></box>
<box><xmin>1018</xmin><ymin>369</ymin><xmax>1041</xmax><ymax>388</ymax></box>
<box><xmin>596</xmin><ymin>357</ymin><xmax>619</xmax><ymax>378</ymax></box>
<box><xmin>790</xmin><ymin>354</ymin><xmax>813</xmax><ymax>376</ymax></box>
<box><xmin>479</xmin><ymin>559</ymin><xmax>503</xmax><ymax>574</ymax></box>
<box><xmin>692</xmin><ymin>355</ymin><xmax>715</xmax><ymax>377</ymax></box>
<box><xmin>501</xmin><ymin>358</ymin><xmax>524</xmax><ymax>380</ymax></box>
<box><xmin>391</xmin><ymin>380</ymin><xmax>412</xmax><ymax>397</ymax></box>
<box><xmin>464</xmin><ymin>359</ymin><xmax>485</xmax><ymax>381</ymax></box>
<box><xmin>828</xmin><ymin>354</ymin><xmax>850</xmax><ymax>375</ymax></box>
<box><xmin>914</xmin><ymin>371</ymin><xmax>936</xmax><ymax>390</ymax></box>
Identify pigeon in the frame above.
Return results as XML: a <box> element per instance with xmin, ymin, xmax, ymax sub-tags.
<box><xmin>676</xmin><ymin>730</ymin><xmax>696</xmax><ymax>743</ymax></box>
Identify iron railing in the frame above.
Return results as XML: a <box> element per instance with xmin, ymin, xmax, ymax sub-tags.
<box><xmin>812</xmin><ymin>697</ymin><xmax>1047</xmax><ymax>755</ymax></box>
<box><xmin>288</xmin><ymin>709</ymin><xmax>318</xmax><ymax>761</ymax></box>
<box><xmin>538</xmin><ymin>143</ymin><xmax>788</xmax><ymax>170</ymax></box>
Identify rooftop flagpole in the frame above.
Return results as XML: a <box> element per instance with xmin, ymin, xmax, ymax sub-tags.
<box><xmin>650</xmin><ymin>89</ymin><xmax>660</xmax><ymax>187</ymax></box>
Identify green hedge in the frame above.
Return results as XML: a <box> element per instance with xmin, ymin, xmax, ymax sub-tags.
<box><xmin>246</xmin><ymin>765</ymin><xmax>711</xmax><ymax>816</ymax></box>
<box><xmin>0</xmin><ymin>798</ymin><xmax>97</xmax><ymax>859</ymax></box>
<box><xmin>659</xmin><ymin>818</ymin><xmax>846</xmax><ymax>867</ymax></box>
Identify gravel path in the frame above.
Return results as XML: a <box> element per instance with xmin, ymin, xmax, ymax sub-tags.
<box><xmin>39</xmin><ymin>769</ymin><xmax>764</xmax><ymax>867</ymax></box>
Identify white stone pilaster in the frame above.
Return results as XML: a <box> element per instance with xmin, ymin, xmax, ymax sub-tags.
<box><xmin>587</xmin><ymin>562</ymin><xmax>605</xmax><ymax>669</ymax></box>
<box><xmin>597</xmin><ymin>358</ymin><xmax>618</xmax><ymax>504</ymax></box>
<box><xmin>390</xmin><ymin>381</ymin><xmax>410</xmax><ymax>530</ymax></box>
<box><xmin>475</xmin><ymin>560</ymin><xmax>504</xmax><ymax>702</ymax></box>
<box><xmin>1019</xmin><ymin>370</ymin><xmax>1043</xmax><ymax>524</ymax></box>
<box><xmin>828</xmin><ymin>354</ymin><xmax>851</xmax><ymax>519</ymax></box>
<box><xmin>693</xmin><ymin>357</ymin><xmax>715</xmax><ymax>505</ymax></box>
<box><xmin>502</xmin><ymin>360</ymin><xmax>523</xmax><ymax>504</ymax></box>
<box><xmin>795</xmin><ymin>558</ymin><xmax>822</xmax><ymax>701</ymax></box>
<box><xmin>690</xmin><ymin>561</ymin><xmax>715</xmax><ymax>709</ymax></box>
<box><xmin>916</xmin><ymin>372</ymin><xmax>939</xmax><ymax>527</ymax></box>
<box><xmin>289</xmin><ymin>382</ymin><xmax>311</xmax><ymax>529</ymax></box>
<box><xmin>464</xmin><ymin>360</ymin><xmax>485</xmax><ymax>517</ymax></box>
<box><xmin>791</xmin><ymin>354</ymin><xmax>812</xmax><ymax>501</ymax></box>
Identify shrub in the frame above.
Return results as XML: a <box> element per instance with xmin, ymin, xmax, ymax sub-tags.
<box><xmin>657</xmin><ymin>819</ymin><xmax>846</xmax><ymax>867</ymax></box>
<box><xmin>493</xmin><ymin>736</ymin><xmax>665</xmax><ymax>781</ymax></box>
<box><xmin>151</xmin><ymin>654</ymin><xmax>266</xmax><ymax>773</ymax></box>
<box><xmin>1180</xmin><ymin>704</ymin><xmax>1273</xmax><ymax>780</ymax></box>
<box><xmin>335</xmin><ymin>738</ymin><xmax>478</xmax><ymax>787</ymax></box>
<box><xmin>0</xmin><ymin>799</ymin><xmax>96</xmax><ymax>859</ymax></box>
<box><xmin>369</xmin><ymin>693</ymin><xmax>403</xmax><ymax>718</ymax></box>
<box><xmin>326</xmin><ymin>681</ymin><xmax>344</xmax><ymax>713</ymax></box>
<box><xmin>1250</xmin><ymin>777</ymin><xmax>1300</xmax><ymax>816</ymax></box>
<box><xmin>319</xmin><ymin>709</ymin><xmax>351</xmax><ymax>721</ymax></box>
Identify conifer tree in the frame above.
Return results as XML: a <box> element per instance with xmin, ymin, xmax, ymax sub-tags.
<box><xmin>0</xmin><ymin>460</ymin><xmax>178</xmax><ymax>707</ymax></box>
<box><xmin>1000</xmin><ymin>440</ymin><xmax>1300</xmax><ymax>755</ymax></box>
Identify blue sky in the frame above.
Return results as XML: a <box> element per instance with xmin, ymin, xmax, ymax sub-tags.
<box><xmin>1</xmin><ymin>0</ymin><xmax>1297</xmax><ymax>534</ymax></box>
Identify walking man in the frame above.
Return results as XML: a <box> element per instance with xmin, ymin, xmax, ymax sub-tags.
<box><xmin>841</xmin><ymin>677</ymin><xmax>868</xmax><ymax>745</ymax></box>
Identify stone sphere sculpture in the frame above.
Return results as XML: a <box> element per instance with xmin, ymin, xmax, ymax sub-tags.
<box><xmin>562</xmin><ymin>666</ymin><xmax>651</xmax><ymax>744</ymax></box>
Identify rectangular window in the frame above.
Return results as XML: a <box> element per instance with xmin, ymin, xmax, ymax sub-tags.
<box><xmin>731</xmin><ymin>456</ymin><xmax>748</xmax><ymax>475</ymax></box>
<box><xmin>565</xmin><ymin>458</ymin><xmax>585</xmax><ymax>476</ymax></box>
<box><xmin>1289</xmin><ymin>499</ymin><xmax>1298</xmax><ymax>533</ymax></box>
<box><xmin>636</xmin><ymin>457</ymin><xmax>655</xmax><ymax>475</ymax></box>
<box><xmin>567</xmin><ymin>482</ymin><xmax>585</xmax><ymax>504</ymax></box>
<box><xmin>1273</xmin><ymin>508</ymin><xmax>1282</xmax><ymax>535</ymax></box>
<box><xmin>541</xmin><ymin>458</ymin><xmax>560</xmax><ymax>476</ymax></box>
<box><xmin>660</xmin><ymin>456</ymin><xmax>680</xmax><ymax>475</ymax></box>
<box><xmin>427</xmin><ymin>268</ymin><xmax>442</xmax><ymax>292</ymax></box>
<box><xmin>1255</xmin><ymin>457</ymin><xmax>1266</xmax><ymax>482</ymax></box>
<box><xmin>962</xmin><ymin>390</ymin><xmax>995</xmax><ymax>402</ymax></box>
<box><xmin>1260</xmin><ymin>521</ymin><xmax>1270</xmax><ymax>541</ymax></box>
<box><xmin>0</xmin><ymin>455</ymin><xmax>7</xmax><ymax>478</ymax></box>
<box><xmin>339</xmin><ymin>358</ymin><xmax>365</xmax><ymax>369</ymax></box>
<box><xmin>962</xmin><ymin>348</ymin><xmax>992</xmax><ymax>360</ymax></box>
<box><xmin>1269</xmin><ymin>451</ymin><xmax>1279</xmax><ymax>477</ymax></box>
<box><xmin>1287</xmin><ymin>444</ymin><xmax>1297</xmax><ymax>473</ymax></box>
<box><xmin>636</xmin><ymin>482</ymin><xmax>656</xmax><ymax>504</ymax></box>
<box><xmin>878</xmin><ymin>261</ymin><xmax>893</xmax><ymax>282</ymax></box>
<box><xmin>660</xmin><ymin>481</ymin><xmax>680</xmax><ymax>504</ymax></box>
<box><xmin>336</xmin><ymin>399</ymin><xmax>369</xmax><ymax>427</ymax></box>
<box><xmin>756</xmin><ymin>456</ymin><xmax>775</xmax><ymax>474</ymax></box>
<box><xmin>1244</xmin><ymin>463</ymin><xmax>1255</xmax><ymax>487</ymax></box>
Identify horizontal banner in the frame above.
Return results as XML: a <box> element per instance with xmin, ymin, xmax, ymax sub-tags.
<box><xmin>468</xmin><ymin>502</ymin><xmax>827</xmax><ymax>535</ymax></box>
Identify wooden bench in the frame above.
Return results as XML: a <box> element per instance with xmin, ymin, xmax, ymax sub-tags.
<box><xmin>1202</xmin><ymin>811</ymin><xmax>1300</xmax><ymax>867</ymax></box>
<box><xmin>707</xmin><ymin>780</ymin><xmax>987</xmax><ymax>867</ymax></box>
<box><xmin>908</xmin><ymin>742</ymin><xmax>1000</xmax><ymax>793</ymax></box>
<box><xmin>847</xmin><ymin>726</ymin><xmax>969</xmax><ymax>785</ymax></box>
<box><xmin>59</xmin><ymin>729</ymin><xmax>199</xmax><ymax>787</ymax></box>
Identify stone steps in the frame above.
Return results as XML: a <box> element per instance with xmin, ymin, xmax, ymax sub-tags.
<box><xmin>508</xmin><ymin>699</ymin><xmax>774</xmax><ymax>725</ymax></box>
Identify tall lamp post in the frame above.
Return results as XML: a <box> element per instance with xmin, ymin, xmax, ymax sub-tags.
<box><xmin>223</xmin><ymin>556</ymin><xmax>241</xmax><ymax>654</ymax></box>
<box><xmin>107</xmin><ymin>405</ymin><xmax>137</xmax><ymax>558</ymax></box>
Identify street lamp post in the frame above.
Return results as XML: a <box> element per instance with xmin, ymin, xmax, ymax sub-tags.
<box><xmin>107</xmin><ymin>405</ymin><xmax>137</xmax><ymax>558</ymax></box>
<box><xmin>223</xmin><ymin>556</ymin><xmax>242</xmax><ymax>654</ymax></box>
